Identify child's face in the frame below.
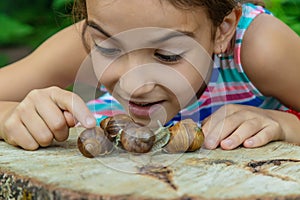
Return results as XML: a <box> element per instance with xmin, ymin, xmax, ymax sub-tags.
<box><xmin>86</xmin><ymin>0</ymin><xmax>216</xmax><ymax>126</ymax></box>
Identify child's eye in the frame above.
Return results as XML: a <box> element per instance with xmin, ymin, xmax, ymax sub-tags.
<box><xmin>154</xmin><ymin>51</ymin><xmax>182</xmax><ymax>63</ymax></box>
<box><xmin>95</xmin><ymin>44</ymin><xmax>121</xmax><ymax>57</ymax></box>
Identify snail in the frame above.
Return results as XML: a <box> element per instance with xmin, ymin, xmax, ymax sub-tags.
<box><xmin>162</xmin><ymin>119</ymin><xmax>204</xmax><ymax>153</ymax></box>
<box><xmin>77</xmin><ymin>127</ymin><xmax>114</xmax><ymax>158</ymax></box>
<box><xmin>101</xmin><ymin>114</ymin><xmax>155</xmax><ymax>153</ymax></box>
<box><xmin>100</xmin><ymin>114</ymin><xmax>134</xmax><ymax>141</ymax></box>
<box><xmin>120</xmin><ymin>123</ymin><xmax>155</xmax><ymax>153</ymax></box>
<box><xmin>77</xmin><ymin>114</ymin><xmax>205</xmax><ymax>158</ymax></box>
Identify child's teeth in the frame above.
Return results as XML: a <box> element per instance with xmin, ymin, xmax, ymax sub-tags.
<box><xmin>136</xmin><ymin>102</ymin><xmax>149</xmax><ymax>106</ymax></box>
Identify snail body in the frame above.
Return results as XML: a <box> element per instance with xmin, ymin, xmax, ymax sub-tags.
<box><xmin>77</xmin><ymin>127</ymin><xmax>114</xmax><ymax>158</ymax></box>
<box><xmin>163</xmin><ymin>119</ymin><xmax>204</xmax><ymax>153</ymax></box>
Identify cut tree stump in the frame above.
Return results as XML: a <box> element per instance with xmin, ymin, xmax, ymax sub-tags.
<box><xmin>1</xmin><ymin>128</ymin><xmax>300</xmax><ymax>200</ymax></box>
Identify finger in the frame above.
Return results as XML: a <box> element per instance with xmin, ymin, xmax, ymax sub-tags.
<box><xmin>204</xmin><ymin>111</ymin><xmax>246</xmax><ymax>149</ymax></box>
<box><xmin>202</xmin><ymin>115</ymin><xmax>223</xmax><ymax>148</ymax></box>
<box><xmin>19</xmin><ymin>104</ymin><xmax>55</xmax><ymax>147</ymax></box>
<box><xmin>49</xmin><ymin>87</ymin><xmax>96</xmax><ymax>128</ymax></box>
<box><xmin>4</xmin><ymin>116</ymin><xmax>39</xmax><ymax>150</ymax></box>
<box><xmin>202</xmin><ymin>105</ymin><xmax>239</xmax><ymax>141</ymax></box>
<box><xmin>220</xmin><ymin>118</ymin><xmax>264</xmax><ymax>150</ymax></box>
<box><xmin>202</xmin><ymin>113</ymin><xmax>222</xmax><ymax>136</ymax></box>
<box><xmin>64</xmin><ymin>111</ymin><xmax>77</xmax><ymax>127</ymax></box>
<box><xmin>201</xmin><ymin>105</ymin><xmax>234</xmax><ymax>131</ymax></box>
<box><xmin>243</xmin><ymin>123</ymin><xmax>281</xmax><ymax>148</ymax></box>
<box><xmin>35</xmin><ymin>97</ymin><xmax>69</xmax><ymax>142</ymax></box>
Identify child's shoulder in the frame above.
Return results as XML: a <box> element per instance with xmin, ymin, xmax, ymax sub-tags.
<box><xmin>241</xmin><ymin>4</ymin><xmax>300</xmax><ymax>97</ymax></box>
<box><xmin>238</xmin><ymin>3</ymin><xmax>272</xmax><ymax>30</ymax></box>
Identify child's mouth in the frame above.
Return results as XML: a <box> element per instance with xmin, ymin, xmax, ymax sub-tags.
<box><xmin>128</xmin><ymin>101</ymin><xmax>163</xmax><ymax>118</ymax></box>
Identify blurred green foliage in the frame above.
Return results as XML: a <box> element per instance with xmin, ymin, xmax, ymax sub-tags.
<box><xmin>0</xmin><ymin>0</ymin><xmax>299</xmax><ymax>67</ymax></box>
<box><xmin>0</xmin><ymin>0</ymin><xmax>73</xmax><ymax>66</ymax></box>
<box><xmin>0</xmin><ymin>54</ymin><xmax>8</xmax><ymax>67</ymax></box>
<box><xmin>265</xmin><ymin>0</ymin><xmax>300</xmax><ymax>35</ymax></box>
<box><xmin>0</xmin><ymin>0</ymin><xmax>73</xmax><ymax>47</ymax></box>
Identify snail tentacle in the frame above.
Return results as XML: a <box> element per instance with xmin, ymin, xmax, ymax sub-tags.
<box><xmin>114</xmin><ymin>129</ymin><xmax>124</xmax><ymax>150</ymax></box>
<box><xmin>151</xmin><ymin>125</ymin><xmax>171</xmax><ymax>152</ymax></box>
<box><xmin>151</xmin><ymin>131</ymin><xmax>170</xmax><ymax>152</ymax></box>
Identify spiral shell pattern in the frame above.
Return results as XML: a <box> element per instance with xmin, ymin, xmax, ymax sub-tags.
<box><xmin>77</xmin><ymin>127</ymin><xmax>114</xmax><ymax>158</ymax></box>
<box><xmin>163</xmin><ymin>119</ymin><xmax>204</xmax><ymax>153</ymax></box>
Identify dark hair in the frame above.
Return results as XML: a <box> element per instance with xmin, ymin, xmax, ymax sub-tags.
<box><xmin>73</xmin><ymin>0</ymin><xmax>265</xmax><ymax>52</ymax></box>
<box><xmin>167</xmin><ymin>0</ymin><xmax>265</xmax><ymax>26</ymax></box>
<box><xmin>73</xmin><ymin>0</ymin><xmax>265</xmax><ymax>26</ymax></box>
<box><xmin>72</xmin><ymin>0</ymin><xmax>87</xmax><ymax>22</ymax></box>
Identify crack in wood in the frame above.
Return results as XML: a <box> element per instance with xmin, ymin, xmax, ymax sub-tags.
<box><xmin>184</xmin><ymin>158</ymin><xmax>236</xmax><ymax>166</ymax></box>
<box><xmin>204</xmin><ymin>159</ymin><xmax>236</xmax><ymax>166</ymax></box>
<box><xmin>247</xmin><ymin>159</ymin><xmax>300</xmax><ymax>170</ymax></box>
<box><xmin>246</xmin><ymin>159</ymin><xmax>300</xmax><ymax>182</ymax></box>
<box><xmin>138</xmin><ymin>165</ymin><xmax>177</xmax><ymax>190</ymax></box>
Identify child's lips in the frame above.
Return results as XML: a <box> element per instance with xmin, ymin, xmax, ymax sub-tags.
<box><xmin>128</xmin><ymin>101</ymin><xmax>164</xmax><ymax>117</ymax></box>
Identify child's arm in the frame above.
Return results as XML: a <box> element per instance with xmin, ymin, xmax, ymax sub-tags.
<box><xmin>0</xmin><ymin>21</ymin><xmax>97</xmax><ymax>150</ymax></box>
<box><xmin>203</xmin><ymin>13</ymin><xmax>300</xmax><ymax>150</ymax></box>
<box><xmin>0</xmin><ymin>21</ymin><xmax>88</xmax><ymax>101</ymax></box>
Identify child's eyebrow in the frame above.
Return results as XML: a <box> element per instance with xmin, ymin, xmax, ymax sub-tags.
<box><xmin>150</xmin><ymin>31</ymin><xmax>195</xmax><ymax>44</ymax></box>
<box><xmin>87</xmin><ymin>20</ymin><xmax>112</xmax><ymax>38</ymax></box>
<box><xmin>86</xmin><ymin>20</ymin><xmax>194</xmax><ymax>44</ymax></box>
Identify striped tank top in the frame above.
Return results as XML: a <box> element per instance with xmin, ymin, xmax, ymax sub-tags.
<box><xmin>87</xmin><ymin>3</ymin><xmax>288</xmax><ymax>126</ymax></box>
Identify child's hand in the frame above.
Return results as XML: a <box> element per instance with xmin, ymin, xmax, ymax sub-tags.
<box><xmin>202</xmin><ymin>104</ymin><xmax>284</xmax><ymax>150</ymax></box>
<box><xmin>0</xmin><ymin>86</ymin><xmax>96</xmax><ymax>150</ymax></box>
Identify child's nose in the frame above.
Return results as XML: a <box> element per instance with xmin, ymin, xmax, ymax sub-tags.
<box><xmin>118</xmin><ymin>63</ymin><xmax>156</xmax><ymax>97</ymax></box>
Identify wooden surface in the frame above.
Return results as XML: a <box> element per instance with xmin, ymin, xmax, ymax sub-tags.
<box><xmin>1</xmin><ymin>128</ymin><xmax>300</xmax><ymax>200</ymax></box>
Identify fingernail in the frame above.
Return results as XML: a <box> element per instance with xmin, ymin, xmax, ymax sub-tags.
<box><xmin>86</xmin><ymin>117</ymin><xmax>95</xmax><ymax>126</ymax></box>
<box><xmin>223</xmin><ymin>138</ymin><xmax>233</xmax><ymax>148</ymax></box>
<box><xmin>206</xmin><ymin>138</ymin><xmax>215</xmax><ymax>149</ymax></box>
<box><xmin>245</xmin><ymin>139</ymin><xmax>254</xmax><ymax>147</ymax></box>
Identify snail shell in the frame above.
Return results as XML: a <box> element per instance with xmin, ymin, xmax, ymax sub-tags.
<box><xmin>77</xmin><ymin>127</ymin><xmax>114</xmax><ymax>158</ymax></box>
<box><xmin>100</xmin><ymin>114</ymin><xmax>134</xmax><ymax>141</ymax></box>
<box><xmin>120</xmin><ymin>123</ymin><xmax>155</xmax><ymax>153</ymax></box>
<box><xmin>163</xmin><ymin>119</ymin><xmax>204</xmax><ymax>153</ymax></box>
